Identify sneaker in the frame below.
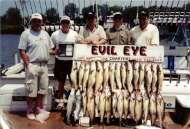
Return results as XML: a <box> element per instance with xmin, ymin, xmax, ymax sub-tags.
<box><xmin>35</xmin><ymin>113</ymin><xmax>49</xmax><ymax>123</ymax></box>
<box><xmin>26</xmin><ymin>113</ymin><xmax>35</xmax><ymax>120</ymax></box>
<box><xmin>37</xmin><ymin>108</ymin><xmax>50</xmax><ymax>115</ymax></box>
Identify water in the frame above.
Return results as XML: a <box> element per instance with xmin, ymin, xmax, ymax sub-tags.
<box><xmin>0</xmin><ymin>34</ymin><xmax>20</xmax><ymax>68</ymax></box>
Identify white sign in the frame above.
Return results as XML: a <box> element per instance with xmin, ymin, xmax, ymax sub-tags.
<box><xmin>73</xmin><ymin>44</ymin><xmax>164</xmax><ymax>62</ymax></box>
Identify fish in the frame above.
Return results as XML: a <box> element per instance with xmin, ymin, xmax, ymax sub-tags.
<box><xmin>86</xmin><ymin>89</ymin><xmax>95</xmax><ymax>123</ymax></box>
<box><xmin>105</xmin><ymin>87</ymin><xmax>112</xmax><ymax>124</ymax></box>
<box><xmin>99</xmin><ymin>92</ymin><xmax>106</xmax><ymax>124</ymax></box>
<box><xmin>95</xmin><ymin>92</ymin><xmax>100</xmax><ymax>117</ymax></box>
<box><xmin>149</xmin><ymin>93</ymin><xmax>157</xmax><ymax>126</ymax></box>
<box><xmin>82</xmin><ymin>91</ymin><xmax>87</xmax><ymax>116</ymax></box>
<box><xmin>66</xmin><ymin>88</ymin><xmax>76</xmax><ymax>124</ymax></box>
<box><xmin>157</xmin><ymin>64</ymin><xmax>164</xmax><ymax>94</ymax></box>
<box><xmin>134</xmin><ymin>91</ymin><xmax>143</xmax><ymax>124</ymax></box>
<box><xmin>138</xmin><ymin>63</ymin><xmax>145</xmax><ymax>94</ymax></box>
<box><xmin>156</xmin><ymin>94</ymin><xmax>165</xmax><ymax>128</ymax></box>
<box><xmin>151</xmin><ymin>63</ymin><xmax>158</xmax><ymax>93</ymax></box>
<box><xmin>126</xmin><ymin>61</ymin><xmax>133</xmax><ymax>93</ymax></box>
<box><xmin>117</xmin><ymin>90</ymin><xmax>124</xmax><ymax>122</ymax></box>
<box><xmin>123</xmin><ymin>90</ymin><xmax>129</xmax><ymax>120</ymax></box>
<box><xmin>115</xmin><ymin>62</ymin><xmax>122</xmax><ymax>89</ymax></box>
<box><xmin>95</xmin><ymin>61</ymin><xmax>103</xmax><ymax>93</ymax></box>
<box><xmin>145</xmin><ymin>63</ymin><xmax>152</xmax><ymax>96</ymax></box>
<box><xmin>103</xmin><ymin>62</ymin><xmax>110</xmax><ymax>90</ymax></box>
<box><xmin>121</xmin><ymin>62</ymin><xmax>127</xmax><ymax>89</ymax></box>
<box><xmin>112</xmin><ymin>92</ymin><xmax>118</xmax><ymax>118</ymax></box>
<box><xmin>78</xmin><ymin>62</ymin><xmax>85</xmax><ymax>91</ymax></box>
<box><xmin>73</xmin><ymin>89</ymin><xmax>82</xmax><ymax>121</ymax></box>
<box><xmin>109</xmin><ymin>62</ymin><xmax>116</xmax><ymax>91</ymax></box>
<box><xmin>133</xmin><ymin>61</ymin><xmax>139</xmax><ymax>91</ymax></box>
<box><xmin>70</xmin><ymin>61</ymin><xmax>78</xmax><ymax>90</ymax></box>
<box><xmin>142</xmin><ymin>92</ymin><xmax>149</xmax><ymax>124</ymax></box>
<box><xmin>87</xmin><ymin>61</ymin><xmax>96</xmax><ymax>91</ymax></box>
<box><xmin>129</xmin><ymin>92</ymin><xmax>136</xmax><ymax>120</ymax></box>
<box><xmin>82</xmin><ymin>63</ymin><xmax>90</xmax><ymax>92</ymax></box>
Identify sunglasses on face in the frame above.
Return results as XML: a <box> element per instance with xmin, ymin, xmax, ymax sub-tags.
<box><xmin>61</xmin><ymin>20</ymin><xmax>70</xmax><ymax>24</ymax></box>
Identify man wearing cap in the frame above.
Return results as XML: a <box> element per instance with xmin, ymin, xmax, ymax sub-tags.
<box><xmin>18</xmin><ymin>13</ymin><xmax>54</xmax><ymax>120</ymax></box>
<box><xmin>79</xmin><ymin>12</ymin><xmax>106</xmax><ymax>44</ymax></box>
<box><xmin>51</xmin><ymin>16</ymin><xmax>80</xmax><ymax>110</ymax></box>
<box><xmin>106</xmin><ymin>12</ymin><xmax>131</xmax><ymax>45</ymax></box>
<box><xmin>130</xmin><ymin>11</ymin><xmax>159</xmax><ymax>45</ymax></box>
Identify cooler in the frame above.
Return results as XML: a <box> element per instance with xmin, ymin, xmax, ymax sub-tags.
<box><xmin>176</xmin><ymin>95</ymin><xmax>190</xmax><ymax>124</ymax></box>
<box><xmin>0</xmin><ymin>84</ymin><xmax>53</xmax><ymax>111</ymax></box>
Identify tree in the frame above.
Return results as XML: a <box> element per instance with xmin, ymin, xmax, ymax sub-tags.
<box><xmin>4</xmin><ymin>7</ymin><xmax>22</xmax><ymax>25</ymax></box>
<box><xmin>109</xmin><ymin>5</ymin><xmax>123</xmax><ymax>14</ymax></box>
<box><xmin>45</xmin><ymin>8</ymin><xmax>59</xmax><ymax>24</ymax></box>
<box><xmin>65</xmin><ymin>3</ymin><xmax>79</xmax><ymax>19</ymax></box>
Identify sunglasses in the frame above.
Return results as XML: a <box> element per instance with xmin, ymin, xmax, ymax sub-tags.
<box><xmin>61</xmin><ymin>20</ymin><xmax>70</xmax><ymax>24</ymax></box>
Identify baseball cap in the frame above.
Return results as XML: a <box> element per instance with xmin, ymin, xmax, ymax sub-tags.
<box><xmin>85</xmin><ymin>12</ymin><xmax>96</xmax><ymax>19</ymax></box>
<box><xmin>139</xmin><ymin>11</ymin><xmax>149</xmax><ymax>18</ymax></box>
<box><xmin>60</xmin><ymin>16</ymin><xmax>71</xmax><ymax>22</ymax></box>
<box><xmin>31</xmin><ymin>13</ymin><xmax>43</xmax><ymax>20</ymax></box>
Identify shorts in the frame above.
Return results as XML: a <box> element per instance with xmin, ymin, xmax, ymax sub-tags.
<box><xmin>25</xmin><ymin>63</ymin><xmax>49</xmax><ymax>97</ymax></box>
<box><xmin>53</xmin><ymin>59</ymin><xmax>73</xmax><ymax>83</ymax></box>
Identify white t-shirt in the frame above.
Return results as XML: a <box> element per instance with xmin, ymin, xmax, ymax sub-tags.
<box><xmin>51</xmin><ymin>29</ymin><xmax>79</xmax><ymax>59</ymax></box>
<box><xmin>18</xmin><ymin>29</ymin><xmax>54</xmax><ymax>63</ymax></box>
<box><xmin>130</xmin><ymin>24</ymin><xmax>159</xmax><ymax>46</ymax></box>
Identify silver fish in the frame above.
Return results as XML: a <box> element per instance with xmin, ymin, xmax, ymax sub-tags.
<box><xmin>121</xmin><ymin>62</ymin><xmax>127</xmax><ymax>89</ymax></box>
<box><xmin>87</xmin><ymin>61</ymin><xmax>96</xmax><ymax>91</ymax></box>
<box><xmin>151</xmin><ymin>63</ymin><xmax>158</xmax><ymax>93</ymax></box>
<box><xmin>126</xmin><ymin>61</ymin><xmax>133</xmax><ymax>93</ymax></box>
<box><xmin>95</xmin><ymin>61</ymin><xmax>103</xmax><ymax>93</ymax></box>
<box><xmin>70</xmin><ymin>61</ymin><xmax>78</xmax><ymax>90</ymax></box>
<box><xmin>123</xmin><ymin>90</ymin><xmax>129</xmax><ymax>120</ymax></box>
<box><xmin>142</xmin><ymin>92</ymin><xmax>149</xmax><ymax>124</ymax></box>
<box><xmin>82</xmin><ymin>91</ymin><xmax>87</xmax><ymax>116</ymax></box>
<box><xmin>112</xmin><ymin>92</ymin><xmax>118</xmax><ymax>118</ymax></box>
<box><xmin>115</xmin><ymin>62</ymin><xmax>122</xmax><ymax>89</ymax></box>
<box><xmin>105</xmin><ymin>87</ymin><xmax>112</xmax><ymax>124</ymax></box>
<box><xmin>145</xmin><ymin>63</ymin><xmax>152</xmax><ymax>96</ymax></box>
<box><xmin>134</xmin><ymin>92</ymin><xmax>143</xmax><ymax>124</ymax></box>
<box><xmin>103</xmin><ymin>62</ymin><xmax>109</xmax><ymax>89</ymax></box>
<box><xmin>78</xmin><ymin>62</ymin><xmax>85</xmax><ymax>91</ymax></box>
<box><xmin>82</xmin><ymin>63</ymin><xmax>90</xmax><ymax>92</ymax></box>
<box><xmin>95</xmin><ymin>92</ymin><xmax>100</xmax><ymax>117</ymax></box>
<box><xmin>99</xmin><ymin>92</ymin><xmax>106</xmax><ymax>123</ymax></box>
<box><xmin>149</xmin><ymin>94</ymin><xmax>157</xmax><ymax>126</ymax></box>
<box><xmin>66</xmin><ymin>88</ymin><xmax>76</xmax><ymax>124</ymax></box>
<box><xmin>157</xmin><ymin>94</ymin><xmax>165</xmax><ymax>128</ymax></box>
<box><xmin>117</xmin><ymin>90</ymin><xmax>124</xmax><ymax>122</ymax></box>
<box><xmin>73</xmin><ymin>89</ymin><xmax>82</xmax><ymax>121</ymax></box>
<box><xmin>139</xmin><ymin>63</ymin><xmax>145</xmax><ymax>94</ymax></box>
<box><xmin>129</xmin><ymin>92</ymin><xmax>136</xmax><ymax>120</ymax></box>
<box><xmin>157</xmin><ymin>64</ymin><xmax>164</xmax><ymax>94</ymax></box>
<box><xmin>109</xmin><ymin>62</ymin><xmax>116</xmax><ymax>91</ymax></box>
<box><xmin>86</xmin><ymin>90</ymin><xmax>95</xmax><ymax>123</ymax></box>
<box><xmin>133</xmin><ymin>61</ymin><xmax>139</xmax><ymax>91</ymax></box>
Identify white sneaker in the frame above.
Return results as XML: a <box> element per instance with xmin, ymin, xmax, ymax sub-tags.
<box><xmin>35</xmin><ymin>112</ymin><xmax>49</xmax><ymax>123</ymax></box>
<box><xmin>38</xmin><ymin>108</ymin><xmax>50</xmax><ymax>115</ymax></box>
<box><xmin>26</xmin><ymin>113</ymin><xmax>35</xmax><ymax>120</ymax></box>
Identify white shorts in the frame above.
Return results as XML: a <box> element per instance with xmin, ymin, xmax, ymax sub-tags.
<box><xmin>25</xmin><ymin>63</ymin><xmax>49</xmax><ymax>97</ymax></box>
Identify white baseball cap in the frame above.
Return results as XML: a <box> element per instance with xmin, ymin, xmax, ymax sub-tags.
<box><xmin>60</xmin><ymin>16</ymin><xmax>70</xmax><ymax>22</ymax></box>
<box><xmin>31</xmin><ymin>13</ymin><xmax>43</xmax><ymax>20</ymax></box>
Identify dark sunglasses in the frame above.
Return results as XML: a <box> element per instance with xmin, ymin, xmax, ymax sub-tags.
<box><xmin>113</xmin><ymin>16</ymin><xmax>122</xmax><ymax>20</ymax></box>
<box><xmin>61</xmin><ymin>20</ymin><xmax>70</xmax><ymax>24</ymax></box>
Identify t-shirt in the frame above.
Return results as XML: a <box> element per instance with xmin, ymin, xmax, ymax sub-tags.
<box><xmin>18</xmin><ymin>29</ymin><xmax>54</xmax><ymax>63</ymax></box>
<box><xmin>130</xmin><ymin>24</ymin><xmax>159</xmax><ymax>45</ymax></box>
<box><xmin>79</xmin><ymin>25</ymin><xmax>106</xmax><ymax>44</ymax></box>
<box><xmin>51</xmin><ymin>29</ymin><xmax>79</xmax><ymax>60</ymax></box>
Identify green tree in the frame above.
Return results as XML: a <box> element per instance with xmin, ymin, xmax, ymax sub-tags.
<box><xmin>45</xmin><ymin>8</ymin><xmax>59</xmax><ymax>24</ymax></box>
<box><xmin>4</xmin><ymin>7</ymin><xmax>22</xmax><ymax>25</ymax></box>
<box><xmin>65</xmin><ymin>3</ymin><xmax>79</xmax><ymax>19</ymax></box>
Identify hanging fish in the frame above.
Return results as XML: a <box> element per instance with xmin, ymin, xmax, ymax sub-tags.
<box><xmin>151</xmin><ymin>63</ymin><xmax>158</xmax><ymax>93</ymax></box>
<box><xmin>103</xmin><ymin>62</ymin><xmax>110</xmax><ymax>89</ymax></box>
<box><xmin>109</xmin><ymin>62</ymin><xmax>116</xmax><ymax>91</ymax></box>
<box><xmin>117</xmin><ymin>90</ymin><xmax>124</xmax><ymax>123</ymax></box>
<box><xmin>87</xmin><ymin>61</ymin><xmax>96</xmax><ymax>91</ymax></box>
<box><xmin>145</xmin><ymin>63</ymin><xmax>152</xmax><ymax>96</ymax></box>
<box><xmin>149</xmin><ymin>93</ymin><xmax>157</xmax><ymax>126</ymax></box>
<box><xmin>123</xmin><ymin>90</ymin><xmax>129</xmax><ymax>121</ymax></box>
<box><xmin>86</xmin><ymin>90</ymin><xmax>95</xmax><ymax>124</ymax></box>
<box><xmin>157</xmin><ymin>94</ymin><xmax>165</xmax><ymax>128</ymax></box>
<box><xmin>95</xmin><ymin>92</ymin><xmax>100</xmax><ymax>117</ymax></box>
<box><xmin>138</xmin><ymin>63</ymin><xmax>145</xmax><ymax>94</ymax></box>
<box><xmin>95</xmin><ymin>61</ymin><xmax>103</xmax><ymax>93</ymax></box>
<box><xmin>134</xmin><ymin>91</ymin><xmax>143</xmax><ymax>124</ymax></box>
<box><xmin>142</xmin><ymin>92</ymin><xmax>149</xmax><ymax>124</ymax></box>
<box><xmin>112</xmin><ymin>92</ymin><xmax>118</xmax><ymax>118</ymax></box>
<box><xmin>82</xmin><ymin>63</ymin><xmax>90</xmax><ymax>92</ymax></box>
<box><xmin>99</xmin><ymin>91</ymin><xmax>106</xmax><ymax>124</ymax></box>
<box><xmin>129</xmin><ymin>92</ymin><xmax>136</xmax><ymax>120</ymax></box>
<box><xmin>73</xmin><ymin>89</ymin><xmax>82</xmax><ymax>122</ymax></box>
<box><xmin>126</xmin><ymin>61</ymin><xmax>133</xmax><ymax>93</ymax></box>
<box><xmin>105</xmin><ymin>87</ymin><xmax>112</xmax><ymax>124</ymax></box>
<box><xmin>78</xmin><ymin>62</ymin><xmax>85</xmax><ymax>91</ymax></box>
<box><xmin>121</xmin><ymin>62</ymin><xmax>127</xmax><ymax>89</ymax></box>
<box><xmin>157</xmin><ymin>64</ymin><xmax>164</xmax><ymax>94</ymax></box>
<box><xmin>82</xmin><ymin>91</ymin><xmax>87</xmax><ymax>116</ymax></box>
<box><xmin>70</xmin><ymin>61</ymin><xmax>78</xmax><ymax>90</ymax></box>
<box><xmin>133</xmin><ymin>61</ymin><xmax>139</xmax><ymax>92</ymax></box>
<box><xmin>115</xmin><ymin>62</ymin><xmax>122</xmax><ymax>89</ymax></box>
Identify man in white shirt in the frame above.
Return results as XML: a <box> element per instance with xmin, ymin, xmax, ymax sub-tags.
<box><xmin>79</xmin><ymin>12</ymin><xmax>106</xmax><ymax>44</ymax></box>
<box><xmin>130</xmin><ymin>11</ymin><xmax>159</xmax><ymax>45</ymax></box>
<box><xmin>51</xmin><ymin>16</ymin><xmax>79</xmax><ymax>111</ymax></box>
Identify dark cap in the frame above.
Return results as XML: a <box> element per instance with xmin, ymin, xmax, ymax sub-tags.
<box><xmin>139</xmin><ymin>11</ymin><xmax>149</xmax><ymax>18</ymax></box>
<box><xmin>85</xmin><ymin>12</ymin><xmax>96</xmax><ymax>19</ymax></box>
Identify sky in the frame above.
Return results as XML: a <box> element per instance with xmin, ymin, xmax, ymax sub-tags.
<box><xmin>0</xmin><ymin>0</ymin><xmax>189</xmax><ymax>16</ymax></box>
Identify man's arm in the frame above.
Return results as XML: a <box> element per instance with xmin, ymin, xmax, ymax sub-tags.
<box><xmin>19</xmin><ymin>49</ymin><xmax>29</xmax><ymax>68</ymax></box>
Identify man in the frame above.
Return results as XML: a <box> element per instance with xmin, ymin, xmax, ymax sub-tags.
<box><xmin>106</xmin><ymin>12</ymin><xmax>131</xmax><ymax>45</ymax></box>
<box><xmin>18</xmin><ymin>13</ymin><xmax>54</xmax><ymax>120</ymax></box>
<box><xmin>130</xmin><ymin>11</ymin><xmax>159</xmax><ymax>45</ymax></box>
<box><xmin>79</xmin><ymin>12</ymin><xmax>106</xmax><ymax>44</ymax></box>
<box><xmin>51</xmin><ymin>16</ymin><xmax>79</xmax><ymax>110</ymax></box>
